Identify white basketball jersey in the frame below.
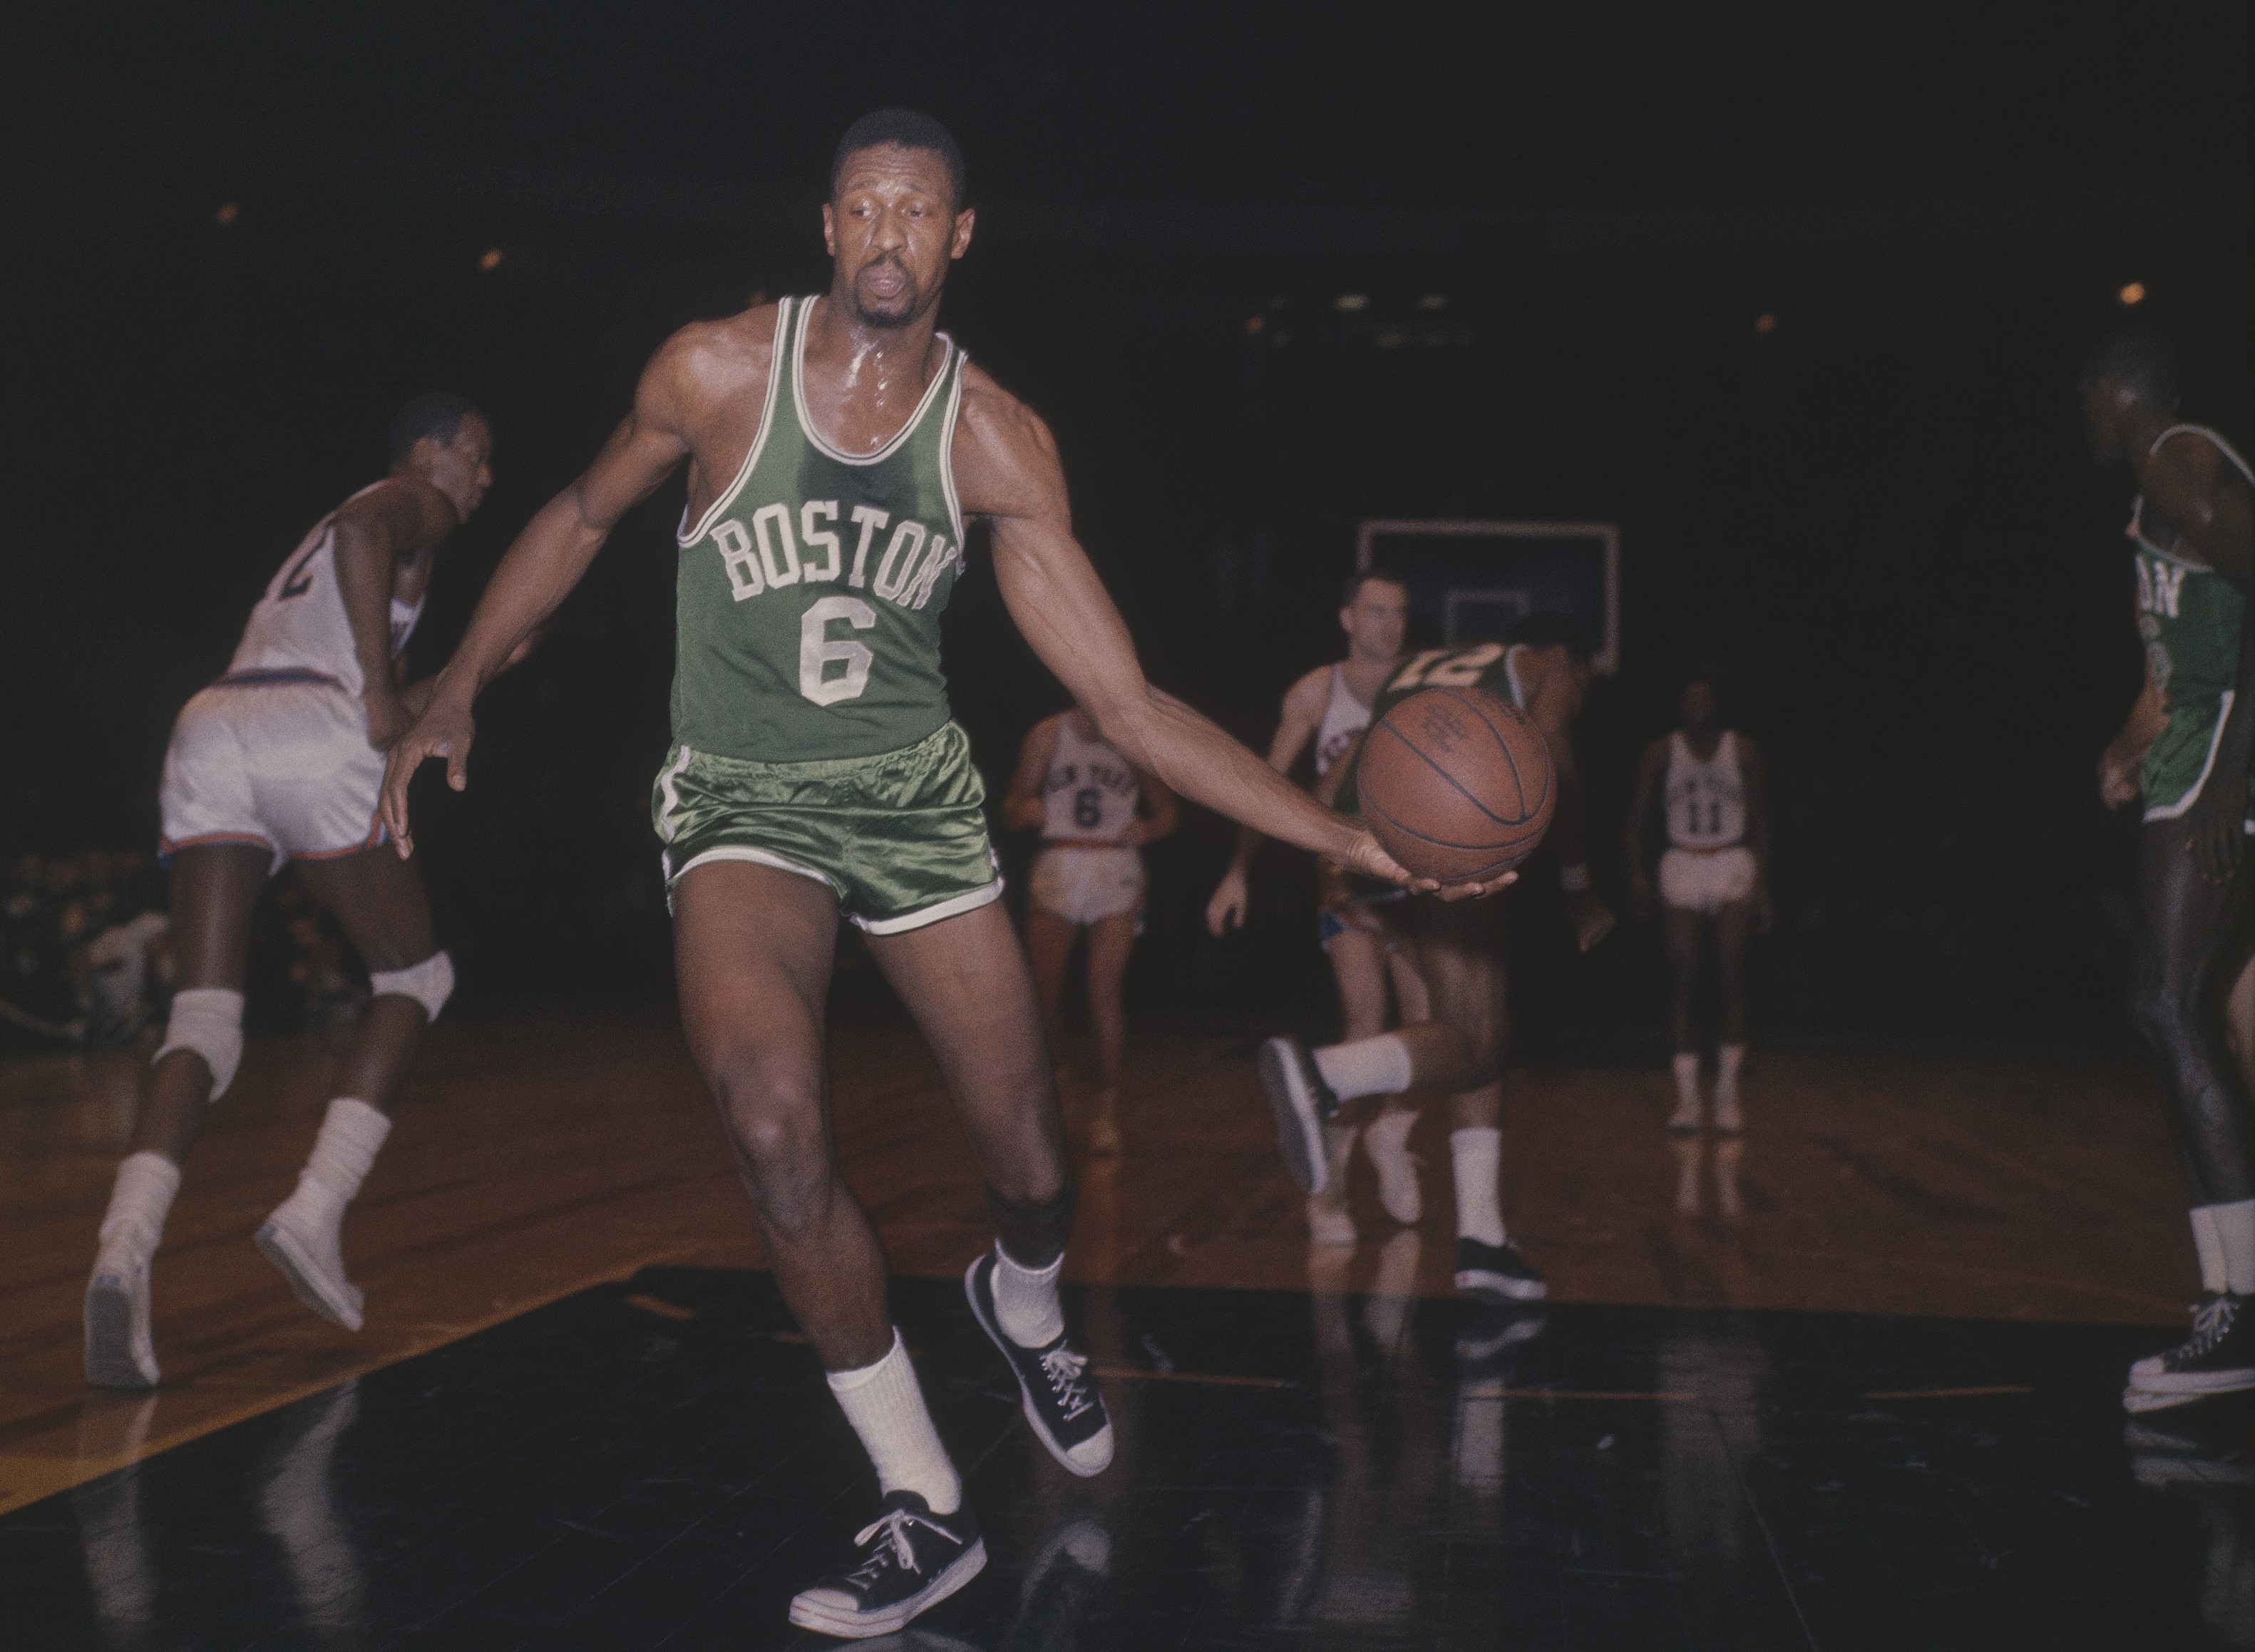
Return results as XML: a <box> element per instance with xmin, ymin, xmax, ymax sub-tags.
<box><xmin>1664</xmin><ymin>731</ymin><xmax>1746</xmax><ymax>849</ymax></box>
<box><xmin>227</xmin><ymin>483</ymin><xmax>423</xmax><ymax>695</ymax></box>
<box><xmin>1042</xmin><ymin>719</ymin><xmax>1142</xmax><ymax>842</ymax></box>
<box><xmin>1313</xmin><ymin>664</ymin><xmax>1372</xmax><ymax>777</ymax></box>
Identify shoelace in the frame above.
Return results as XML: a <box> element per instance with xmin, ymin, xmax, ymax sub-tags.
<box><xmin>843</xmin><ymin>1506</ymin><xmax>952</xmax><ymax>1586</ymax></box>
<box><xmin>2172</xmin><ymin>1296</ymin><xmax>2239</xmax><ymax>1365</ymax></box>
<box><xmin>1040</xmin><ymin>1345</ymin><xmax>1096</xmax><ymax>1422</ymax></box>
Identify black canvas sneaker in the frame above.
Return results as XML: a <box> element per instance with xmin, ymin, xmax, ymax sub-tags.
<box><xmin>965</xmin><ymin>1253</ymin><xmax>1114</xmax><ymax>1476</ymax></box>
<box><xmin>786</xmin><ymin>1491</ymin><xmax>986</xmax><ymax>1640</ymax></box>
<box><xmin>1454</xmin><ymin>1236</ymin><xmax>1548</xmax><ymax>1304</ymax></box>
<box><xmin>1258</xmin><ymin>1036</ymin><xmax>1340</xmax><ymax>1195</ymax></box>
<box><xmin>2125</xmin><ymin>1292</ymin><xmax>2255</xmax><ymax>1413</ymax></box>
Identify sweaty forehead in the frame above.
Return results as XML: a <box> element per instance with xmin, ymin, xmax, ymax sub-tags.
<box><xmin>834</xmin><ymin>144</ymin><xmax>953</xmax><ymax>200</ymax></box>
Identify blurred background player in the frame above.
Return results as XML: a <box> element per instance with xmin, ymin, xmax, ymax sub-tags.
<box><xmin>1206</xmin><ymin>570</ymin><xmax>1427</xmax><ymax>1245</ymax></box>
<box><xmin>1258</xmin><ymin>618</ymin><xmax>1617</xmax><ymax>1303</ymax></box>
<box><xmin>1002</xmin><ymin>707</ymin><xmax>1178</xmax><ymax>1153</ymax></box>
<box><xmin>1625</xmin><ymin>673</ymin><xmax>1775</xmax><ymax>1133</ymax></box>
<box><xmin>2080</xmin><ymin>325</ymin><xmax>2255</xmax><ymax>1412</ymax></box>
<box><xmin>85</xmin><ymin>394</ymin><xmax>498</xmax><ymax>1388</ymax></box>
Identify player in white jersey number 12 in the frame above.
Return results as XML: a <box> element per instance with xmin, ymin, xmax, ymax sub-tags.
<box><xmin>86</xmin><ymin>395</ymin><xmax>518</xmax><ymax>1389</ymax></box>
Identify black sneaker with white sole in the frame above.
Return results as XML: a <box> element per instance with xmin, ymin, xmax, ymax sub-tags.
<box><xmin>2124</xmin><ymin>1291</ymin><xmax>2255</xmax><ymax>1413</ymax></box>
<box><xmin>1454</xmin><ymin>1237</ymin><xmax>1548</xmax><ymax>1304</ymax></box>
<box><xmin>965</xmin><ymin>1253</ymin><xmax>1114</xmax><ymax>1476</ymax></box>
<box><xmin>1258</xmin><ymin>1036</ymin><xmax>1340</xmax><ymax>1195</ymax></box>
<box><xmin>786</xmin><ymin>1491</ymin><xmax>986</xmax><ymax>1640</ymax></box>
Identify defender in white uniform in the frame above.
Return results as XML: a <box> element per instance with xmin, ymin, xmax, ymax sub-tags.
<box><xmin>1003</xmin><ymin>709</ymin><xmax>1178</xmax><ymax>1151</ymax></box>
<box><xmin>1627</xmin><ymin>675</ymin><xmax>1774</xmax><ymax>1134</ymax></box>
<box><xmin>1205</xmin><ymin>568</ymin><xmax>1428</xmax><ymax>1245</ymax></box>
<box><xmin>85</xmin><ymin>394</ymin><xmax>497</xmax><ymax>1390</ymax></box>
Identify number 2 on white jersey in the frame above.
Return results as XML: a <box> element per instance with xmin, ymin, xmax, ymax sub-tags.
<box><xmin>800</xmin><ymin>595</ymin><xmax>875</xmax><ymax>706</ymax></box>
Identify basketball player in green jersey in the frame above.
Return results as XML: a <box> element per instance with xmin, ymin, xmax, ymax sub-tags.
<box><xmin>1258</xmin><ymin>618</ymin><xmax>1615</xmax><ymax>1305</ymax></box>
<box><xmin>2080</xmin><ymin>327</ymin><xmax>2255</xmax><ymax>1412</ymax></box>
<box><xmin>381</xmin><ymin>112</ymin><xmax>1486</xmax><ymax>1638</ymax></box>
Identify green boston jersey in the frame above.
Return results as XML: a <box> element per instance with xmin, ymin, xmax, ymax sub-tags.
<box><xmin>671</xmin><ymin>295</ymin><xmax>970</xmax><ymax>761</ymax></box>
<box><xmin>1335</xmin><ymin>642</ymin><xmax>1529</xmax><ymax>820</ymax></box>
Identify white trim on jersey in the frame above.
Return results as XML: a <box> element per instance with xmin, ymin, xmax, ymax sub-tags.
<box><xmin>667</xmin><ymin>842</ymin><xmax>840</xmax><ymax>893</ymax></box>
<box><xmin>678</xmin><ymin>300</ymin><xmax>793</xmax><ymax>547</ymax></box>
<box><xmin>937</xmin><ymin>349</ymin><xmax>969</xmax><ymax>559</ymax></box>
<box><xmin>2144</xmin><ymin>689</ymin><xmax>2236</xmax><ymax>821</ymax></box>
<box><xmin>791</xmin><ymin>298</ymin><xmax>957</xmax><ymax>469</ymax></box>
<box><xmin>655</xmin><ymin>744</ymin><xmax>695</xmax><ymax>841</ymax></box>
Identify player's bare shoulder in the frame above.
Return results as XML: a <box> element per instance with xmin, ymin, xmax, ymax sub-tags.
<box><xmin>951</xmin><ymin>360</ymin><xmax>1064</xmax><ymax>523</ymax></box>
<box><xmin>338</xmin><ymin>473</ymin><xmax>456</xmax><ymax>550</ymax></box>
<box><xmin>1282</xmin><ymin>664</ymin><xmax>1337</xmax><ymax>721</ymax></box>
<box><xmin>649</xmin><ymin>303</ymin><xmax>783</xmax><ymax>432</ymax></box>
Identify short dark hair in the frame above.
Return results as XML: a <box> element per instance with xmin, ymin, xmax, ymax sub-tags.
<box><xmin>1503</xmin><ymin>611</ymin><xmax>1590</xmax><ymax>663</ymax></box>
<box><xmin>388</xmin><ymin>391</ymin><xmax>483</xmax><ymax>463</ymax></box>
<box><xmin>1342</xmin><ymin>567</ymin><xmax>1408</xmax><ymax>607</ymax></box>
<box><xmin>831</xmin><ymin>110</ymin><xmax>967</xmax><ymax>209</ymax></box>
<box><xmin>2081</xmin><ymin>326</ymin><xmax>2179</xmax><ymax>408</ymax></box>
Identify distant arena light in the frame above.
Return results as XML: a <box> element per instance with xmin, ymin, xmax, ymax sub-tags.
<box><xmin>1417</xmin><ymin>293</ymin><xmax>1448</xmax><ymax>311</ymax></box>
<box><xmin>479</xmin><ymin>248</ymin><xmax>504</xmax><ymax>271</ymax></box>
<box><xmin>1755</xmin><ymin>312</ymin><xmax>1777</xmax><ymax>334</ymax></box>
<box><xmin>215</xmin><ymin>202</ymin><xmax>240</xmax><ymax>225</ymax></box>
<box><xmin>1335</xmin><ymin>293</ymin><xmax>1369</xmax><ymax>312</ymax></box>
<box><xmin>1245</xmin><ymin>314</ymin><xmax>1265</xmax><ymax>334</ymax></box>
<box><xmin>2118</xmin><ymin>281</ymin><xmax>2146</xmax><ymax>307</ymax></box>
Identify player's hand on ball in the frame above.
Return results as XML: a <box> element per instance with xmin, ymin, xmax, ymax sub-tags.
<box><xmin>1565</xmin><ymin>888</ymin><xmax>1616</xmax><ymax>951</ymax></box>
<box><xmin>1204</xmin><ymin>867</ymin><xmax>1250</xmax><ymax>935</ymax></box>
<box><xmin>381</xmin><ymin>700</ymin><xmax>478</xmax><ymax>858</ymax></box>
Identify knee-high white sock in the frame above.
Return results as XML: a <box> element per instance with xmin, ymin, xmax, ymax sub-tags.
<box><xmin>827</xmin><ymin>1330</ymin><xmax>962</xmax><ymax>1514</ymax></box>
<box><xmin>992</xmin><ymin>1243</ymin><xmax>1065</xmax><ymax>1348</ymax></box>
<box><xmin>2192</xmin><ymin>1206</ymin><xmax>2228</xmax><ymax>1294</ymax></box>
<box><xmin>1671</xmin><ymin>1052</ymin><xmax>1701</xmax><ymax>1109</ymax></box>
<box><xmin>2208</xmin><ymin>1200</ymin><xmax>2255</xmax><ymax>1296</ymax></box>
<box><xmin>276</xmin><ymin>1099</ymin><xmax>391</xmax><ymax>1231</ymax></box>
<box><xmin>1717</xmin><ymin>1044</ymin><xmax>1746</xmax><ymax>1094</ymax></box>
<box><xmin>99</xmin><ymin>1152</ymin><xmax>181</xmax><ymax>1255</ymax></box>
<box><xmin>1449</xmin><ymin>1127</ymin><xmax>1506</xmax><ymax>1248</ymax></box>
<box><xmin>1313</xmin><ymin>1033</ymin><xmax>1414</xmax><ymax>1103</ymax></box>
<box><xmin>1362</xmin><ymin>1106</ymin><xmax>1415</xmax><ymax>1162</ymax></box>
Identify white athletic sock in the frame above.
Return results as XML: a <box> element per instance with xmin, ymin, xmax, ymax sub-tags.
<box><xmin>2209</xmin><ymin>1199</ymin><xmax>2255</xmax><ymax>1296</ymax></box>
<box><xmin>1717</xmin><ymin>1044</ymin><xmax>1746</xmax><ymax>1092</ymax></box>
<box><xmin>275</xmin><ymin>1099</ymin><xmax>391</xmax><ymax>1232</ymax></box>
<box><xmin>992</xmin><ymin>1243</ymin><xmax>1065</xmax><ymax>1348</ymax></box>
<box><xmin>1313</xmin><ymin>1034</ymin><xmax>1414</xmax><ymax>1104</ymax></box>
<box><xmin>827</xmin><ymin>1329</ymin><xmax>962</xmax><ymax>1514</ymax></box>
<box><xmin>98</xmin><ymin>1152</ymin><xmax>181</xmax><ymax>1256</ymax></box>
<box><xmin>2192</xmin><ymin>1206</ymin><xmax>2228</xmax><ymax>1294</ymax></box>
<box><xmin>1449</xmin><ymin>1127</ymin><xmax>1506</xmax><ymax>1248</ymax></box>
<box><xmin>1672</xmin><ymin>1052</ymin><xmax>1701</xmax><ymax>1109</ymax></box>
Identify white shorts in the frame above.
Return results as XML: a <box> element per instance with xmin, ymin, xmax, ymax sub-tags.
<box><xmin>1659</xmin><ymin>846</ymin><xmax>1757</xmax><ymax>914</ymax></box>
<box><xmin>1028</xmin><ymin>846</ymin><xmax>1144</xmax><ymax>927</ymax></box>
<box><xmin>158</xmin><ymin>674</ymin><xmax>389</xmax><ymax>873</ymax></box>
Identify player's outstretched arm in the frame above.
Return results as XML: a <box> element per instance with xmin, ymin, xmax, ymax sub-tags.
<box><xmin>1206</xmin><ymin>671</ymin><xmax>1326</xmax><ymax>933</ymax></box>
<box><xmin>380</xmin><ymin>331</ymin><xmax>708</xmax><ymax>855</ymax></box>
<box><xmin>1520</xmin><ymin>647</ymin><xmax>1615</xmax><ymax>951</ymax></box>
<box><xmin>959</xmin><ymin>379</ymin><xmax>1411</xmax><ymax>889</ymax></box>
<box><xmin>1623</xmin><ymin>738</ymin><xmax>1667</xmax><ymax>923</ymax></box>
<box><xmin>332</xmin><ymin>479</ymin><xmax>456</xmax><ymax>753</ymax></box>
<box><xmin>1000</xmin><ymin>717</ymin><xmax>1060</xmax><ymax>831</ymax></box>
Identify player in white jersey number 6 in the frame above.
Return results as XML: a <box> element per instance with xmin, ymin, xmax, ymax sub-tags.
<box><xmin>86</xmin><ymin>395</ymin><xmax>507</xmax><ymax>1390</ymax></box>
<box><xmin>380</xmin><ymin>111</ymin><xmax>1508</xmax><ymax>1640</ymax></box>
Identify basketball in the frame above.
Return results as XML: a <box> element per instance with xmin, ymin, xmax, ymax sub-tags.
<box><xmin>1357</xmin><ymin>687</ymin><xmax>1556</xmax><ymax>882</ymax></box>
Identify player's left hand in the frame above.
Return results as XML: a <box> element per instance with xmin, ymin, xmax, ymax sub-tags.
<box><xmin>1564</xmin><ymin>888</ymin><xmax>1616</xmax><ymax>952</ymax></box>
<box><xmin>2186</xmin><ymin>754</ymin><xmax>2248</xmax><ymax>884</ymax></box>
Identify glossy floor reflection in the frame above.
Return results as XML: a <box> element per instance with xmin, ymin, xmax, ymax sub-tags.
<box><xmin>5</xmin><ymin>1266</ymin><xmax>2247</xmax><ymax>1651</ymax></box>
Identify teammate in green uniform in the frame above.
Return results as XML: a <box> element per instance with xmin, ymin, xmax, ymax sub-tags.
<box><xmin>2080</xmin><ymin>325</ymin><xmax>2255</xmax><ymax>1413</ymax></box>
<box><xmin>1257</xmin><ymin>618</ymin><xmax>1616</xmax><ymax>1307</ymax></box>
<box><xmin>381</xmin><ymin>112</ymin><xmax>1494</xmax><ymax>1640</ymax></box>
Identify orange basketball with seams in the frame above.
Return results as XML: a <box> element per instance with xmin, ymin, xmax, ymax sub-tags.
<box><xmin>1358</xmin><ymin>687</ymin><xmax>1556</xmax><ymax>882</ymax></box>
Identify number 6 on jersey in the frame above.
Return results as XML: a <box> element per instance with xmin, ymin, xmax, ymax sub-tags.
<box><xmin>800</xmin><ymin>595</ymin><xmax>876</xmax><ymax>706</ymax></box>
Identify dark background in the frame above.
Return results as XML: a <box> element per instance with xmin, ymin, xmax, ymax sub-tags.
<box><xmin>7</xmin><ymin>1</ymin><xmax>2249</xmax><ymax>1040</ymax></box>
